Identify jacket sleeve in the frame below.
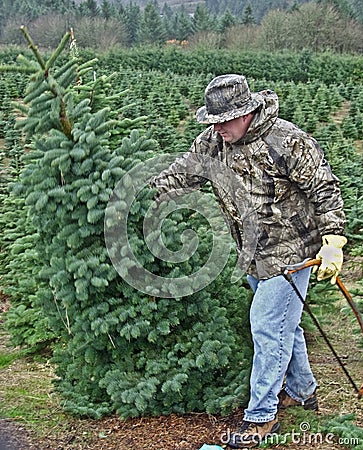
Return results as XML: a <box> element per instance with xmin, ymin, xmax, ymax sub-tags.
<box><xmin>286</xmin><ymin>134</ymin><xmax>346</xmax><ymax>236</ymax></box>
<box><xmin>150</xmin><ymin>127</ymin><xmax>216</xmax><ymax>200</ymax></box>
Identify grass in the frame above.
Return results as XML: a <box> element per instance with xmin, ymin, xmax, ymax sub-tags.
<box><xmin>0</xmin><ymin>356</ymin><xmax>77</xmax><ymax>443</ymax></box>
<box><xmin>0</xmin><ymin>351</ymin><xmax>21</xmax><ymax>368</ymax></box>
<box><xmin>0</xmin><ymin>323</ymin><xmax>69</xmax><ymax>435</ymax></box>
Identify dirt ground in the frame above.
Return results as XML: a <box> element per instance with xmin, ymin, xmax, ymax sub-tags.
<box><xmin>0</xmin><ymin>263</ymin><xmax>362</xmax><ymax>450</ymax></box>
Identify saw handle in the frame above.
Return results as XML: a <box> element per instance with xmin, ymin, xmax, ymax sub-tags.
<box><xmin>287</xmin><ymin>258</ymin><xmax>321</xmax><ymax>273</ymax></box>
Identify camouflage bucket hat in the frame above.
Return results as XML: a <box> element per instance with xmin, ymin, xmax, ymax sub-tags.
<box><xmin>196</xmin><ymin>74</ymin><xmax>263</xmax><ymax>124</ymax></box>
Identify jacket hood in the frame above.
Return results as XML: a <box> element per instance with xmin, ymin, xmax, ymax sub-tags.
<box><xmin>236</xmin><ymin>89</ymin><xmax>279</xmax><ymax>144</ymax></box>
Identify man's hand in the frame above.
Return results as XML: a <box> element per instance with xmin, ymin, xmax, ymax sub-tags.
<box><xmin>313</xmin><ymin>234</ymin><xmax>347</xmax><ymax>284</ymax></box>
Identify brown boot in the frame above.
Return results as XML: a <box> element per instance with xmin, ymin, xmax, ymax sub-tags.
<box><xmin>278</xmin><ymin>388</ymin><xmax>318</xmax><ymax>411</ymax></box>
<box><xmin>226</xmin><ymin>417</ymin><xmax>280</xmax><ymax>449</ymax></box>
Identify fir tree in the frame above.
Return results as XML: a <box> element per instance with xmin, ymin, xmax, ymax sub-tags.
<box><xmin>100</xmin><ymin>0</ymin><xmax>116</xmax><ymax>19</ymax></box>
<box><xmin>241</xmin><ymin>3</ymin><xmax>256</xmax><ymax>25</ymax></box>
<box><xmin>172</xmin><ymin>7</ymin><xmax>194</xmax><ymax>41</ymax></box>
<box><xmin>139</xmin><ymin>1</ymin><xmax>166</xmax><ymax>45</ymax></box>
<box><xmin>78</xmin><ymin>0</ymin><xmax>100</xmax><ymax>17</ymax></box>
<box><xmin>218</xmin><ymin>7</ymin><xmax>237</xmax><ymax>33</ymax></box>
<box><xmin>193</xmin><ymin>4</ymin><xmax>213</xmax><ymax>33</ymax></box>
<box><xmin>1</xmin><ymin>28</ymin><xmax>253</xmax><ymax>419</ymax></box>
<box><xmin>121</xmin><ymin>2</ymin><xmax>142</xmax><ymax>46</ymax></box>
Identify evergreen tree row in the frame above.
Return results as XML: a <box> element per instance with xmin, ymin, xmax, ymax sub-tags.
<box><xmin>96</xmin><ymin>46</ymin><xmax>363</xmax><ymax>85</ymax></box>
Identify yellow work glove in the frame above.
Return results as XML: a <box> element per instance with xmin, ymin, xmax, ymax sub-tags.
<box><xmin>313</xmin><ymin>234</ymin><xmax>347</xmax><ymax>284</ymax></box>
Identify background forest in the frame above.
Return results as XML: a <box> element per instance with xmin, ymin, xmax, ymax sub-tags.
<box><xmin>0</xmin><ymin>0</ymin><xmax>363</xmax><ymax>53</ymax></box>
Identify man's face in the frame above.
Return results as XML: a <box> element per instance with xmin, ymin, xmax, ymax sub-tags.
<box><xmin>213</xmin><ymin>114</ymin><xmax>252</xmax><ymax>143</ymax></box>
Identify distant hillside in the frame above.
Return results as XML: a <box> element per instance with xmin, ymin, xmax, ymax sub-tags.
<box><xmin>120</xmin><ymin>0</ymin><xmax>362</xmax><ymax>23</ymax></box>
<box><xmin>109</xmin><ymin>0</ymin><xmax>299</xmax><ymax>18</ymax></box>
<box><xmin>127</xmin><ymin>0</ymin><xmax>205</xmax><ymax>14</ymax></box>
<box><xmin>161</xmin><ymin>0</ymin><xmax>205</xmax><ymax>11</ymax></box>
<box><xmin>88</xmin><ymin>0</ymin><xmax>205</xmax><ymax>13</ymax></box>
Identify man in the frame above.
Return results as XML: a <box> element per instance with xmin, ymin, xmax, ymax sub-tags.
<box><xmin>151</xmin><ymin>74</ymin><xmax>346</xmax><ymax>448</ymax></box>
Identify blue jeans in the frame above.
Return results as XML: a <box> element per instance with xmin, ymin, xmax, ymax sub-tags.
<box><xmin>243</xmin><ymin>268</ymin><xmax>318</xmax><ymax>423</ymax></box>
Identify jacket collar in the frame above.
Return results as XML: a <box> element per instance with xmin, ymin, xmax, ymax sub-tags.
<box><xmin>234</xmin><ymin>90</ymin><xmax>279</xmax><ymax>145</ymax></box>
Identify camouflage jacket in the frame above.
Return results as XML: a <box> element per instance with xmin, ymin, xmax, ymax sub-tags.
<box><xmin>151</xmin><ymin>90</ymin><xmax>345</xmax><ymax>279</ymax></box>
